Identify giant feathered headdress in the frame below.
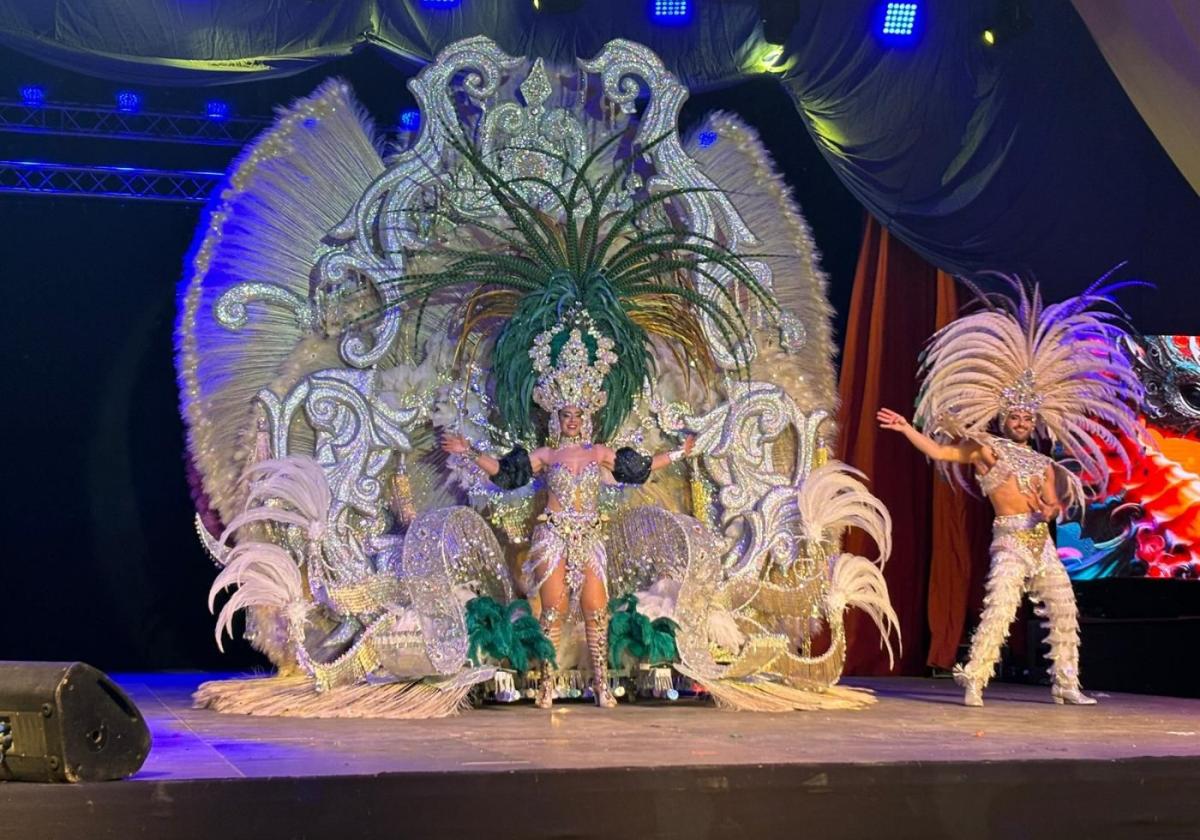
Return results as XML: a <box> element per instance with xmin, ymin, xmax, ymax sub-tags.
<box><xmin>362</xmin><ymin>127</ymin><xmax>774</xmax><ymax>441</ymax></box>
<box><xmin>913</xmin><ymin>276</ymin><xmax>1146</xmax><ymax>498</ymax></box>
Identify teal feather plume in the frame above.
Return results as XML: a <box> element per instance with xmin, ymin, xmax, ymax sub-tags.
<box><xmin>359</xmin><ymin>121</ymin><xmax>778</xmax><ymax>440</ymax></box>
<box><xmin>466</xmin><ymin>596</ymin><xmax>556</xmax><ymax>671</ymax></box>
<box><xmin>606</xmin><ymin>593</ymin><xmax>680</xmax><ymax>669</ymax></box>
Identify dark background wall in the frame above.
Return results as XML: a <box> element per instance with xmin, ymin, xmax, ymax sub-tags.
<box><xmin>0</xmin><ymin>49</ymin><xmax>865</xmax><ymax>672</ymax></box>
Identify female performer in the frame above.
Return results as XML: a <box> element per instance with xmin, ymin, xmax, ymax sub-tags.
<box><xmin>444</xmin><ymin>323</ymin><xmax>694</xmax><ymax>708</ymax></box>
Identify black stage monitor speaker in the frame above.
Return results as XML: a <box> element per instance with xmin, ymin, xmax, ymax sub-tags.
<box><xmin>0</xmin><ymin>661</ymin><xmax>151</xmax><ymax>782</ymax></box>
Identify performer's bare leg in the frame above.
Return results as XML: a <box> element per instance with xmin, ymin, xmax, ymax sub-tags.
<box><xmin>580</xmin><ymin>570</ymin><xmax>617</xmax><ymax>708</ymax></box>
<box><xmin>535</xmin><ymin>561</ymin><xmax>567</xmax><ymax>709</ymax></box>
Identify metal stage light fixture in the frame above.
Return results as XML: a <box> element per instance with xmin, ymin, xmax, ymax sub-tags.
<box><xmin>0</xmin><ymin>99</ymin><xmax>266</xmax><ymax>146</ymax></box>
<box><xmin>400</xmin><ymin>108</ymin><xmax>422</xmax><ymax>131</ymax></box>
<box><xmin>650</xmin><ymin>0</ymin><xmax>692</xmax><ymax>24</ymax></box>
<box><xmin>532</xmin><ymin>0</ymin><xmax>584</xmax><ymax>12</ymax></box>
<box><xmin>19</xmin><ymin>85</ymin><xmax>44</xmax><ymax>107</ymax></box>
<box><xmin>115</xmin><ymin>90</ymin><xmax>141</xmax><ymax>113</ymax></box>
<box><xmin>205</xmin><ymin>100</ymin><xmax>230</xmax><ymax>121</ymax></box>
<box><xmin>0</xmin><ymin>661</ymin><xmax>151</xmax><ymax>782</ymax></box>
<box><xmin>881</xmin><ymin>3</ymin><xmax>918</xmax><ymax>37</ymax></box>
<box><xmin>0</xmin><ymin>160</ymin><xmax>222</xmax><ymax>202</ymax></box>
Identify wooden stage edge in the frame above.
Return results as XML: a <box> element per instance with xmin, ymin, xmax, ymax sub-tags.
<box><xmin>4</xmin><ymin>674</ymin><xmax>1200</xmax><ymax>839</ymax></box>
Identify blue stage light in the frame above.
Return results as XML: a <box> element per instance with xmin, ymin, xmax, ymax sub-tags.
<box><xmin>116</xmin><ymin>90</ymin><xmax>141</xmax><ymax>113</ymax></box>
<box><xmin>698</xmin><ymin>130</ymin><xmax>718</xmax><ymax>148</ymax></box>
<box><xmin>650</xmin><ymin>0</ymin><xmax>690</xmax><ymax>23</ymax></box>
<box><xmin>20</xmin><ymin>85</ymin><xmax>45</xmax><ymax>107</ymax></box>
<box><xmin>881</xmin><ymin>2</ymin><xmax>918</xmax><ymax>37</ymax></box>
<box><xmin>205</xmin><ymin>100</ymin><xmax>230</xmax><ymax>121</ymax></box>
<box><xmin>420</xmin><ymin>0</ymin><xmax>461</xmax><ymax>6</ymax></box>
<box><xmin>400</xmin><ymin>109</ymin><xmax>421</xmax><ymax>131</ymax></box>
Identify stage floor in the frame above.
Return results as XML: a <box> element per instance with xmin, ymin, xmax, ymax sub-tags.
<box><xmin>8</xmin><ymin>674</ymin><xmax>1200</xmax><ymax>839</ymax></box>
<box><xmin>123</xmin><ymin>673</ymin><xmax>1200</xmax><ymax>778</ymax></box>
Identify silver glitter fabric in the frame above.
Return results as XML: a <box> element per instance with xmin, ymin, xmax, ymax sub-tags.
<box><xmin>976</xmin><ymin>434</ymin><xmax>1054</xmax><ymax>497</ymax></box>
<box><xmin>524</xmin><ymin>463</ymin><xmax>607</xmax><ymax>606</ymax></box>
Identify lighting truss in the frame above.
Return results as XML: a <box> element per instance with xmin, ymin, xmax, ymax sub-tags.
<box><xmin>0</xmin><ymin>100</ymin><xmax>266</xmax><ymax>146</ymax></box>
<box><xmin>0</xmin><ymin>160</ymin><xmax>222</xmax><ymax>202</ymax></box>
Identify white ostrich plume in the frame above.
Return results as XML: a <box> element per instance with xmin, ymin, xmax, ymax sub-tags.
<box><xmin>791</xmin><ymin>461</ymin><xmax>893</xmax><ymax>565</ymax></box>
<box><xmin>208</xmin><ymin>542</ymin><xmax>306</xmax><ymax>652</ymax></box>
<box><xmin>828</xmin><ymin>553</ymin><xmax>901</xmax><ymax>668</ymax></box>
<box><xmin>220</xmin><ymin>456</ymin><xmax>333</xmax><ymax>547</ymax></box>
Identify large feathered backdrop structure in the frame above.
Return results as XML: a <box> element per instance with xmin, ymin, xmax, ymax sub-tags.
<box><xmin>178</xmin><ymin>37</ymin><xmax>891</xmax><ymax>718</ymax></box>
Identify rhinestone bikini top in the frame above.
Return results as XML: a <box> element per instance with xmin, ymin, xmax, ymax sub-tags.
<box><xmin>976</xmin><ymin>435</ymin><xmax>1053</xmax><ymax>497</ymax></box>
<box><xmin>546</xmin><ymin>460</ymin><xmax>602</xmax><ymax>513</ymax></box>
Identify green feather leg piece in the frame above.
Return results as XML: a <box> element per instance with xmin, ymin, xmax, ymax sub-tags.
<box><xmin>466</xmin><ymin>596</ymin><xmax>556</xmax><ymax>671</ymax></box>
<box><xmin>606</xmin><ymin>593</ymin><xmax>680</xmax><ymax>670</ymax></box>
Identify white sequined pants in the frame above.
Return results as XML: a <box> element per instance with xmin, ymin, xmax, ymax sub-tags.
<box><xmin>959</xmin><ymin>513</ymin><xmax>1083</xmax><ymax>691</ymax></box>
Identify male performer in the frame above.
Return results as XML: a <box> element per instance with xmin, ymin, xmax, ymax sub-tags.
<box><xmin>879</xmin><ymin>280</ymin><xmax>1144</xmax><ymax>706</ymax></box>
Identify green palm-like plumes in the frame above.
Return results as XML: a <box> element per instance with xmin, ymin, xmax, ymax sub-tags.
<box><xmin>466</xmin><ymin>596</ymin><xmax>556</xmax><ymax>672</ymax></box>
<box><xmin>607</xmin><ymin>593</ymin><xmax>680</xmax><ymax>669</ymax></box>
<box><xmin>370</xmin><ymin>121</ymin><xmax>777</xmax><ymax>440</ymax></box>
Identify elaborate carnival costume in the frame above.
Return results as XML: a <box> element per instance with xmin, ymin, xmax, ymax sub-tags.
<box><xmin>912</xmin><ymin>280</ymin><xmax>1144</xmax><ymax>706</ymax></box>
<box><xmin>179</xmin><ymin>37</ymin><xmax>901</xmax><ymax>718</ymax></box>
<box><xmin>479</xmin><ymin>318</ymin><xmax>684</xmax><ymax>708</ymax></box>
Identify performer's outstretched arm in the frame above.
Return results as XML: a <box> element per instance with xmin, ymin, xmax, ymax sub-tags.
<box><xmin>600</xmin><ymin>435</ymin><xmax>696</xmax><ymax>484</ymax></box>
<box><xmin>649</xmin><ymin>435</ymin><xmax>696</xmax><ymax>472</ymax></box>
<box><xmin>440</xmin><ymin>433</ymin><xmax>542</xmax><ymax>487</ymax></box>
<box><xmin>876</xmin><ymin>408</ymin><xmax>985</xmax><ymax>464</ymax></box>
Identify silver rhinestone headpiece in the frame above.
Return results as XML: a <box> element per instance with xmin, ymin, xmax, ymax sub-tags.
<box><xmin>530</xmin><ymin>313</ymin><xmax>616</xmax><ymax>414</ymax></box>
<box><xmin>999</xmin><ymin>368</ymin><xmax>1044</xmax><ymax>416</ymax></box>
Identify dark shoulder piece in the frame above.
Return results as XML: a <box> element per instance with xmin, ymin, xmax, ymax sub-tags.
<box><xmin>612</xmin><ymin>447</ymin><xmax>653</xmax><ymax>485</ymax></box>
<box><xmin>493</xmin><ymin>446</ymin><xmax>533</xmax><ymax>490</ymax></box>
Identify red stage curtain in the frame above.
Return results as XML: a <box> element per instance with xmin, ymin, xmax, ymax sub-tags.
<box><xmin>836</xmin><ymin>216</ymin><xmax>991</xmax><ymax>675</ymax></box>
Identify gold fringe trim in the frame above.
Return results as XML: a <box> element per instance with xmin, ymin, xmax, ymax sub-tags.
<box><xmin>193</xmin><ymin>675</ymin><xmax>475</xmax><ymax>720</ymax></box>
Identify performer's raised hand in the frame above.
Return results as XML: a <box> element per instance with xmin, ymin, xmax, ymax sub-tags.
<box><xmin>877</xmin><ymin>407</ymin><xmax>910</xmax><ymax>431</ymax></box>
<box><xmin>440</xmin><ymin>432</ymin><xmax>470</xmax><ymax>455</ymax></box>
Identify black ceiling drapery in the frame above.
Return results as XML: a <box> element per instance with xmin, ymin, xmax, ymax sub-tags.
<box><xmin>2</xmin><ymin>0</ymin><xmax>1197</xmax><ymax>331</ymax></box>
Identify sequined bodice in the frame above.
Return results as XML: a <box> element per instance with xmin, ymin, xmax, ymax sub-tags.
<box><xmin>546</xmin><ymin>461</ymin><xmax>601</xmax><ymax>513</ymax></box>
<box><xmin>977</xmin><ymin>435</ymin><xmax>1053</xmax><ymax>496</ymax></box>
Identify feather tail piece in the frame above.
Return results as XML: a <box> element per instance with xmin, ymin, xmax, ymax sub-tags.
<box><xmin>828</xmin><ymin>553</ymin><xmax>901</xmax><ymax>668</ymax></box>
<box><xmin>794</xmin><ymin>460</ymin><xmax>893</xmax><ymax>564</ymax></box>
<box><xmin>208</xmin><ymin>542</ymin><xmax>307</xmax><ymax>652</ymax></box>
<box><xmin>220</xmin><ymin>455</ymin><xmax>333</xmax><ymax>548</ymax></box>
